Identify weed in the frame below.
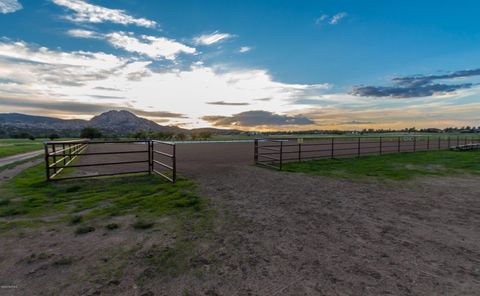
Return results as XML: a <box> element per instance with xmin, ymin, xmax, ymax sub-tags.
<box><xmin>75</xmin><ymin>226</ymin><xmax>95</xmax><ymax>235</ymax></box>
<box><xmin>132</xmin><ymin>220</ymin><xmax>154</xmax><ymax>230</ymax></box>
<box><xmin>105</xmin><ymin>223</ymin><xmax>119</xmax><ymax>230</ymax></box>
<box><xmin>69</xmin><ymin>215</ymin><xmax>82</xmax><ymax>225</ymax></box>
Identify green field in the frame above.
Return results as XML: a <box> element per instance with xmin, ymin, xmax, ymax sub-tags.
<box><xmin>210</xmin><ymin>133</ymin><xmax>480</xmax><ymax>142</ymax></box>
<box><xmin>0</xmin><ymin>139</ymin><xmax>45</xmax><ymax>158</ymax></box>
<box><xmin>0</xmin><ymin>164</ymin><xmax>213</xmax><ymax>279</ymax></box>
<box><xmin>282</xmin><ymin>150</ymin><xmax>480</xmax><ymax>180</ymax></box>
<box><xmin>0</xmin><ymin>164</ymin><xmax>211</xmax><ymax>232</ymax></box>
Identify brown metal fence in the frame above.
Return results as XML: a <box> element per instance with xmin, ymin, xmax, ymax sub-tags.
<box><xmin>254</xmin><ymin>135</ymin><xmax>480</xmax><ymax>170</ymax></box>
<box><xmin>44</xmin><ymin>140</ymin><xmax>176</xmax><ymax>182</ymax></box>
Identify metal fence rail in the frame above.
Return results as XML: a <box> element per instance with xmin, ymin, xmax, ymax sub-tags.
<box><xmin>255</xmin><ymin>135</ymin><xmax>480</xmax><ymax>170</ymax></box>
<box><xmin>151</xmin><ymin>140</ymin><xmax>176</xmax><ymax>183</ymax></box>
<box><xmin>44</xmin><ymin>140</ymin><xmax>176</xmax><ymax>183</ymax></box>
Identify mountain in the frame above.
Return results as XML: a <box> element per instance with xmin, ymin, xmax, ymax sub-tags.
<box><xmin>89</xmin><ymin>110</ymin><xmax>185</xmax><ymax>134</ymax></box>
<box><xmin>0</xmin><ymin>110</ymin><xmax>186</xmax><ymax>137</ymax></box>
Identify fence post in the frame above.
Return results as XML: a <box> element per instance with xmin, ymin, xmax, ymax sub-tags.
<box><xmin>298</xmin><ymin>143</ymin><xmax>302</xmax><ymax>162</ymax></box>
<box><xmin>44</xmin><ymin>143</ymin><xmax>50</xmax><ymax>181</ymax></box>
<box><xmin>398</xmin><ymin>137</ymin><xmax>401</xmax><ymax>153</ymax></box>
<box><xmin>254</xmin><ymin>139</ymin><xmax>258</xmax><ymax>164</ymax></box>
<box><xmin>62</xmin><ymin>143</ymin><xmax>66</xmax><ymax>166</ymax></box>
<box><xmin>457</xmin><ymin>136</ymin><xmax>459</xmax><ymax>146</ymax></box>
<box><xmin>279</xmin><ymin>141</ymin><xmax>283</xmax><ymax>170</ymax></box>
<box><xmin>331</xmin><ymin>137</ymin><xmax>334</xmax><ymax>159</ymax></box>
<box><xmin>464</xmin><ymin>136</ymin><xmax>467</xmax><ymax>145</ymax></box>
<box><xmin>448</xmin><ymin>136</ymin><xmax>451</xmax><ymax>148</ymax></box>
<box><xmin>52</xmin><ymin>144</ymin><xmax>57</xmax><ymax>174</ymax></box>
<box><xmin>427</xmin><ymin>136</ymin><xmax>430</xmax><ymax>150</ymax></box>
<box><xmin>148</xmin><ymin>141</ymin><xmax>152</xmax><ymax>175</ymax></box>
<box><xmin>413</xmin><ymin>137</ymin><xmax>416</xmax><ymax>152</ymax></box>
<box><xmin>357</xmin><ymin>137</ymin><xmax>361</xmax><ymax>158</ymax></box>
<box><xmin>379</xmin><ymin>137</ymin><xmax>383</xmax><ymax>155</ymax></box>
<box><xmin>172</xmin><ymin>144</ymin><xmax>176</xmax><ymax>183</ymax></box>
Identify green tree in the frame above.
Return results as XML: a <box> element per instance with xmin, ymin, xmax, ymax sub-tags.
<box><xmin>80</xmin><ymin>127</ymin><xmax>102</xmax><ymax>139</ymax></box>
<box><xmin>175</xmin><ymin>133</ymin><xmax>187</xmax><ymax>141</ymax></box>
<box><xmin>48</xmin><ymin>133</ymin><xmax>60</xmax><ymax>141</ymax></box>
<box><xmin>198</xmin><ymin>131</ymin><xmax>212</xmax><ymax>140</ymax></box>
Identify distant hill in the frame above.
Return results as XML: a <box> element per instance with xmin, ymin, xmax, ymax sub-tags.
<box><xmin>89</xmin><ymin>110</ymin><xmax>185</xmax><ymax>134</ymax></box>
<box><xmin>0</xmin><ymin>110</ymin><xmax>186</xmax><ymax>137</ymax></box>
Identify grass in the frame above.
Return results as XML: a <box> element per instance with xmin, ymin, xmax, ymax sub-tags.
<box><xmin>0</xmin><ymin>138</ymin><xmax>45</xmax><ymax>158</ymax></box>
<box><xmin>0</xmin><ymin>163</ymin><xmax>209</xmax><ymax>231</ymax></box>
<box><xmin>281</xmin><ymin>150</ymin><xmax>480</xmax><ymax>180</ymax></box>
<box><xmin>0</xmin><ymin>155</ymin><xmax>43</xmax><ymax>172</ymax></box>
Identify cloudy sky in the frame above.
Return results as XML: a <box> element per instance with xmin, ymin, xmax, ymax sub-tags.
<box><xmin>0</xmin><ymin>0</ymin><xmax>479</xmax><ymax>130</ymax></box>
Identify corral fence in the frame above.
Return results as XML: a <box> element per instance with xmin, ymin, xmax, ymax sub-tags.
<box><xmin>255</xmin><ymin>135</ymin><xmax>480</xmax><ymax>170</ymax></box>
<box><xmin>44</xmin><ymin>139</ymin><xmax>176</xmax><ymax>182</ymax></box>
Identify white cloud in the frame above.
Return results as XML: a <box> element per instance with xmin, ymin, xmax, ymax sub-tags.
<box><xmin>315</xmin><ymin>14</ymin><xmax>329</xmax><ymax>25</ymax></box>
<box><xmin>330</xmin><ymin>12</ymin><xmax>347</xmax><ymax>25</ymax></box>
<box><xmin>106</xmin><ymin>32</ymin><xmax>196</xmax><ymax>60</ymax></box>
<box><xmin>52</xmin><ymin>0</ymin><xmax>157</xmax><ymax>28</ymax></box>
<box><xmin>239</xmin><ymin>46</ymin><xmax>252</xmax><ymax>53</ymax></box>
<box><xmin>315</xmin><ymin>12</ymin><xmax>347</xmax><ymax>26</ymax></box>
<box><xmin>193</xmin><ymin>31</ymin><xmax>235</xmax><ymax>45</ymax></box>
<box><xmin>0</xmin><ymin>0</ymin><xmax>22</xmax><ymax>14</ymax></box>
<box><xmin>66</xmin><ymin>29</ymin><xmax>99</xmax><ymax>39</ymax></box>
<box><xmin>0</xmin><ymin>40</ymin><xmax>331</xmax><ymax>127</ymax></box>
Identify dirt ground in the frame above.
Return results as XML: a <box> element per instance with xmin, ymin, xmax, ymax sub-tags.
<box><xmin>1</xmin><ymin>142</ymin><xmax>480</xmax><ymax>295</ymax></box>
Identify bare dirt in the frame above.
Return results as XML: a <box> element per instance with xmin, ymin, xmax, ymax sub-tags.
<box><xmin>1</xmin><ymin>142</ymin><xmax>480</xmax><ymax>295</ymax></box>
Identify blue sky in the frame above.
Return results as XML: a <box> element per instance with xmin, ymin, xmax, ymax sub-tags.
<box><xmin>0</xmin><ymin>0</ymin><xmax>479</xmax><ymax>130</ymax></box>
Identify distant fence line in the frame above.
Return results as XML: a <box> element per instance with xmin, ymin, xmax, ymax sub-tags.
<box><xmin>254</xmin><ymin>135</ymin><xmax>480</xmax><ymax>170</ymax></box>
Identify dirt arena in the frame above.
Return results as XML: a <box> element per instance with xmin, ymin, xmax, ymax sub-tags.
<box><xmin>62</xmin><ymin>141</ymin><xmax>480</xmax><ymax>295</ymax></box>
<box><xmin>2</xmin><ymin>141</ymin><xmax>479</xmax><ymax>295</ymax></box>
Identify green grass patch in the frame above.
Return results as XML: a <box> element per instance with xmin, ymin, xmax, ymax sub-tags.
<box><xmin>281</xmin><ymin>150</ymin><xmax>480</xmax><ymax>180</ymax></box>
<box><xmin>0</xmin><ymin>139</ymin><xmax>44</xmax><ymax>158</ymax></box>
<box><xmin>0</xmin><ymin>163</ymin><xmax>209</xmax><ymax>231</ymax></box>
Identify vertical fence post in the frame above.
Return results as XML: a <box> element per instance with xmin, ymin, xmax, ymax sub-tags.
<box><xmin>62</xmin><ymin>143</ymin><xmax>66</xmax><ymax>166</ymax></box>
<box><xmin>44</xmin><ymin>143</ymin><xmax>50</xmax><ymax>181</ymax></box>
<box><xmin>254</xmin><ymin>139</ymin><xmax>258</xmax><ymax>164</ymax></box>
<box><xmin>448</xmin><ymin>136</ymin><xmax>451</xmax><ymax>148</ymax></box>
<box><xmin>357</xmin><ymin>137</ymin><xmax>361</xmax><ymax>158</ymax></box>
<box><xmin>413</xmin><ymin>137</ymin><xmax>416</xmax><ymax>152</ymax></box>
<box><xmin>52</xmin><ymin>144</ymin><xmax>57</xmax><ymax>174</ymax></box>
<box><xmin>331</xmin><ymin>137</ymin><xmax>335</xmax><ymax>159</ymax></box>
<box><xmin>438</xmin><ymin>137</ymin><xmax>441</xmax><ymax>150</ymax></box>
<box><xmin>279</xmin><ymin>141</ymin><xmax>283</xmax><ymax>170</ymax></box>
<box><xmin>148</xmin><ymin>140</ymin><xmax>152</xmax><ymax>175</ymax></box>
<box><xmin>464</xmin><ymin>136</ymin><xmax>467</xmax><ymax>145</ymax></box>
<box><xmin>379</xmin><ymin>137</ymin><xmax>383</xmax><ymax>155</ymax></box>
<box><xmin>427</xmin><ymin>136</ymin><xmax>430</xmax><ymax>150</ymax></box>
<box><xmin>457</xmin><ymin>136</ymin><xmax>459</xmax><ymax>146</ymax></box>
<box><xmin>298</xmin><ymin>143</ymin><xmax>302</xmax><ymax>162</ymax></box>
<box><xmin>397</xmin><ymin>137</ymin><xmax>401</xmax><ymax>153</ymax></box>
<box><xmin>172</xmin><ymin>143</ymin><xmax>176</xmax><ymax>183</ymax></box>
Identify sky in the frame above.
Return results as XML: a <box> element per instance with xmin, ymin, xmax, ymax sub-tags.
<box><xmin>0</xmin><ymin>0</ymin><xmax>480</xmax><ymax>131</ymax></box>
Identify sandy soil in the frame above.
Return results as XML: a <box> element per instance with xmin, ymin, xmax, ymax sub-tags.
<box><xmin>1</xmin><ymin>142</ymin><xmax>479</xmax><ymax>295</ymax></box>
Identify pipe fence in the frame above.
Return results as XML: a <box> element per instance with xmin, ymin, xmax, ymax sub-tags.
<box><xmin>44</xmin><ymin>140</ymin><xmax>176</xmax><ymax>182</ymax></box>
<box><xmin>255</xmin><ymin>135</ymin><xmax>480</xmax><ymax>170</ymax></box>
